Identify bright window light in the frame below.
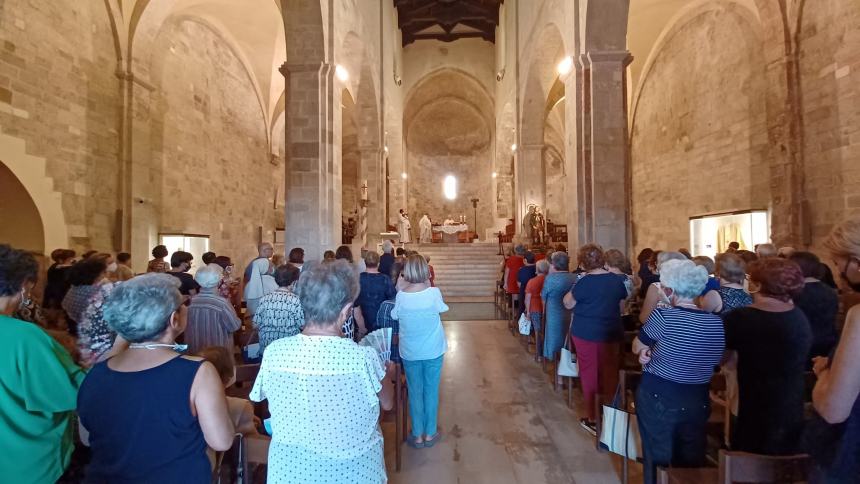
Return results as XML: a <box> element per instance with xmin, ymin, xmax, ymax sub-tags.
<box><xmin>443</xmin><ymin>175</ymin><xmax>457</xmax><ymax>200</ymax></box>
<box><xmin>401</xmin><ymin>172</ymin><xmax>407</xmax><ymax>179</ymax></box>
<box><xmin>557</xmin><ymin>56</ymin><xmax>573</xmax><ymax>76</ymax></box>
<box><xmin>335</xmin><ymin>64</ymin><xmax>349</xmax><ymax>82</ymax></box>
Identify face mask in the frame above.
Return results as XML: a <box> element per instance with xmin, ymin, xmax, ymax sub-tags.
<box><xmin>107</xmin><ymin>262</ymin><xmax>118</xmax><ymax>273</ymax></box>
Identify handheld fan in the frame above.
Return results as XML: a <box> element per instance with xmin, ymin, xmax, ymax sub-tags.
<box><xmin>359</xmin><ymin>327</ymin><xmax>393</xmax><ymax>362</ymax></box>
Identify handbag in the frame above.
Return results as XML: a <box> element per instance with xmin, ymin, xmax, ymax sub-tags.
<box><xmin>240</xmin><ymin>328</ymin><xmax>262</xmax><ymax>364</ymax></box>
<box><xmin>599</xmin><ymin>405</ymin><xmax>642</xmax><ymax>461</ymax></box>
<box><xmin>557</xmin><ymin>339</ymin><xmax>578</xmax><ymax>377</ymax></box>
<box><xmin>518</xmin><ymin>312</ymin><xmax>531</xmax><ymax>335</ymax></box>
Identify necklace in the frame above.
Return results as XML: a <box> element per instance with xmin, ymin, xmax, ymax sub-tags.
<box><xmin>128</xmin><ymin>342</ymin><xmax>188</xmax><ymax>352</ymax></box>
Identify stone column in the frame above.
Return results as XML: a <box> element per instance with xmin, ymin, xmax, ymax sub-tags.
<box><xmin>280</xmin><ymin>61</ymin><xmax>336</xmax><ymax>261</ymax></box>
<box><xmin>359</xmin><ymin>146</ymin><xmax>385</xmax><ymax>247</ymax></box>
<box><xmin>116</xmin><ymin>68</ymin><xmax>160</xmax><ymax>272</ymax></box>
<box><xmin>563</xmin><ymin>59</ymin><xmax>586</xmax><ymax>248</ymax></box>
<box><xmin>586</xmin><ymin>50</ymin><xmax>632</xmax><ymax>251</ymax></box>
<box><xmin>514</xmin><ymin>143</ymin><xmax>546</xmax><ymax>239</ymax></box>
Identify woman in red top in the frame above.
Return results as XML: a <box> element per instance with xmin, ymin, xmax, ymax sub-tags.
<box><xmin>505</xmin><ymin>245</ymin><xmax>526</xmax><ymax>294</ymax></box>
<box><xmin>525</xmin><ymin>259</ymin><xmax>550</xmax><ymax>334</ymax></box>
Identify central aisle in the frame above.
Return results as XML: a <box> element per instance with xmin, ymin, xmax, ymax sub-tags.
<box><xmin>384</xmin><ymin>320</ymin><xmax>623</xmax><ymax>484</ymax></box>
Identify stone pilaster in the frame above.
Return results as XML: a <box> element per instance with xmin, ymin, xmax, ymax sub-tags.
<box><xmin>280</xmin><ymin>61</ymin><xmax>337</xmax><ymax>260</ymax></box>
<box><xmin>585</xmin><ymin>50</ymin><xmax>632</xmax><ymax>251</ymax></box>
<box><xmin>515</xmin><ymin>143</ymin><xmax>546</xmax><ymax>237</ymax></box>
<box><xmin>359</xmin><ymin>146</ymin><xmax>385</xmax><ymax>247</ymax></box>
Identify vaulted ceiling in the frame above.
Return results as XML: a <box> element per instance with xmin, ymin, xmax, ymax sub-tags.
<box><xmin>394</xmin><ymin>0</ymin><xmax>503</xmax><ymax>46</ymax></box>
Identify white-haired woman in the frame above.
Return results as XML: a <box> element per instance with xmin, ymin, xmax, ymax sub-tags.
<box><xmin>379</xmin><ymin>241</ymin><xmax>395</xmax><ymax>279</ymax></box>
<box><xmin>810</xmin><ymin>218</ymin><xmax>860</xmax><ymax>482</ymax></box>
<box><xmin>251</xmin><ymin>260</ymin><xmax>395</xmax><ymax>483</ymax></box>
<box><xmin>185</xmin><ymin>263</ymin><xmax>242</xmax><ymax>354</ymax></box>
<box><xmin>632</xmin><ymin>259</ymin><xmax>726</xmax><ymax>484</ymax></box>
<box><xmin>77</xmin><ymin>273</ymin><xmax>235</xmax><ymax>483</ymax></box>
<box><xmin>638</xmin><ymin>251</ymin><xmax>689</xmax><ymax>324</ymax></box>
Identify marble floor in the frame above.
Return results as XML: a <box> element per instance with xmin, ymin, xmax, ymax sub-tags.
<box><xmin>382</xmin><ymin>320</ymin><xmax>627</xmax><ymax>484</ymax></box>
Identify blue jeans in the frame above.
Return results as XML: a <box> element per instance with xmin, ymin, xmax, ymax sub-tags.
<box><xmin>635</xmin><ymin>374</ymin><xmax>711</xmax><ymax>484</ymax></box>
<box><xmin>402</xmin><ymin>355</ymin><xmax>444</xmax><ymax>438</ymax></box>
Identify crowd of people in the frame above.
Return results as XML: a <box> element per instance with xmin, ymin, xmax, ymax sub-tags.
<box><xmin>502</xmin><ymin>223</ymin><xmax>860</xmax><ymax>484</ymax></box>
<box><xmin>4</xmin><ymin>216</ymin><xmax>860</xmax><ymax>482</ymax></box>
<box><xmin>0</xmin><ymin>238</ymin><xmax>447</xmax><ymax>483</ymax></box>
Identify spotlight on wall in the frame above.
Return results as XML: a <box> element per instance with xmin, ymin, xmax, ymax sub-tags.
<box><xmin>335</xmin><ymin>64</ymin><xmax>349</xmax><ymax>82</ymax></box>
<box><xmin>492</xmin><ymin>172</ymin><xmax>498</xmax><ymax>179</ymax></box>
<box><xmin>557</xmin><ymin>56</ymin><xmax>574</xmax><ymax>76</ymax></box>
<box><xmin>401</xmin><ymin>172</ymin><xmax>408</xmax><ymax>179</ymax></box>
<box><xmin>384</xmin><ymin>146</ymin><xmax>389</xmax><ymax>153</ymax></box>
<box><xmin>511</xmin><ymin>143</ymin><xmax>518</xmax><ymax>152</ymax></box>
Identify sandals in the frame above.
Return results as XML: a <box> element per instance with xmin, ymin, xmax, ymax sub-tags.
<box><xmin>423</xmin><ymin>432</ymin><xmax>441</xmax><ymax>448</ymax></box>
<box><xmin>406</xmin><ymin>435</ymin><xmax>425</xmax><ymax>449</ymax></box>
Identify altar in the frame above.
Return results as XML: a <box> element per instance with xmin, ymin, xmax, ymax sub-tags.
<box><xmin>433</xmin><ymin>224</ymin><xmax>469</xmax><ymax>243</ymax></box>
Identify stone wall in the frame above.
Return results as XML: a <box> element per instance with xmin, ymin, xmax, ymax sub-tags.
<box><xmin>151</xmin><ymin>20</ymin><xmax>280</xmax><ymax>267</ymax></box>
<box><xmin>798</xmin><ymin>0</ymin><xmax>860</xmax><ymax>247</ymax></box>
<box><xmin>0</xmin><ymin>0</ymin><xmax>119</xmax><ymax>253</ymax></box>
<box><xmin>630</xmin><ymin>6</ymin><xmax>770</xmax><ymax>253</ymax></box>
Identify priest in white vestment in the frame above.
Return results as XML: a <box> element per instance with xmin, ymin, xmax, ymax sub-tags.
<box><xmin>419</xmin><ymin>214</ymin><xmax>432</xmax><ymax>243</ymax></box>
<box><xmin>398</xmin><ymin>209</ymin><xmax>411</xmax><ymax>243</ymax></box>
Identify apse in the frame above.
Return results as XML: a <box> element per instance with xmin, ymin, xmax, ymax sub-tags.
<box><xmin>404</xmin><ymin>69</ymin><xmax>494</xmax><ymax>237</ymax></box>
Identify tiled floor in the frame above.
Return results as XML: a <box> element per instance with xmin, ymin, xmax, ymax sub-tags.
<box><xmin>382</xmin><ymin>320</ymin><xmax>626</xmax><ymax>484</ymax></box>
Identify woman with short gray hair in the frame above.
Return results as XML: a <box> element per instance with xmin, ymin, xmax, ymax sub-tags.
<box><xmin>639</xmin><ymin>251</ymin><xmax>690</xmax><ymax>323</ymax></box>
<box><xmin>540</xmin><ymin>251</ymin><xmax>577</xmax><ymax>360</ymax></box>
<box><xmin>77</xmin><ymin>273</ymin><xmax>235</xmax><ymax>483</ymax></box>
<box><xmin>251</xmin><ymin>260</ymin><xmax>395</xmax><ymax>483</ymax></box>
<box><xmin>632</xmin><ymin>260</ymin><xmax>725</xmax><ymax>484</ymax></box>
<box><xmin>186</xmin><ymin>263</ymin><xmax>241</xmax><ymax>353</ymax></box>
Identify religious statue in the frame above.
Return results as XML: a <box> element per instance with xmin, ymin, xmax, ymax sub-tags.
<box><xmin>522</xmin><ymin>205</ymin><xmax>536</xmax><ymax>240</ymax></box>
<box><xmin>531</xmin><ymin>206</ymin><xmax>547</xmax><ymax>245</ymax></box>
<box><xmin>397</xmin><ymin>209</ymin><xmax>411</xmax><ymax>244</ymax></box>
<box><xmin>419</xmin><ymin>214</ymin><xmax>432</xmax><ymax>244</ymax></box>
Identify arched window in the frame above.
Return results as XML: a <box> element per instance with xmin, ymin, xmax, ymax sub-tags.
<box><xmin>443</xmin><ymin>175</ymin><xmax>457</xmax><ymax>200</ymax></box>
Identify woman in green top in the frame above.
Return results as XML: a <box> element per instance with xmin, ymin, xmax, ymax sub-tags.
<box><xmin>0</xmin><ymin>244</ymin><xmax>85</xmax><ymax>484</ymax></box>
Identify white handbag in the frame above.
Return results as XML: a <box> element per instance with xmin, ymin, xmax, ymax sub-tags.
<box><xmin>517</xmin><ymin>312</ymin><xmax>531</xmax><ymax>335</ymax></box>
<box><xmin>599</xmin><ymin>405</ymin><xmax>642</xmax><ymax>461</ymax></box>
<box><xmin>557</xmin><ymin>346</ymin><xmax>578</xmax><ymax>377</ymax></box>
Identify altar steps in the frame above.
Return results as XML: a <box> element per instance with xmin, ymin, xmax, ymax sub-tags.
<box><xmin>410</xmin><ymin>243</ymin><xmax>502</xmax><ymax>300</ymax></box>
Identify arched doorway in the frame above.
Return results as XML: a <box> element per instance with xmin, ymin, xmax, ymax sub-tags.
<box><xmin>0</xmin><ymin>162</ymin><xmax>45</xmax><ymax>254</ymax></box>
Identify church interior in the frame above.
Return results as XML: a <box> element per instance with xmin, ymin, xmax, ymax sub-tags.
<box><xmin>1</xmin><ymin>0</ymin><xmax>860</xmax><ymax>483</ymax></box>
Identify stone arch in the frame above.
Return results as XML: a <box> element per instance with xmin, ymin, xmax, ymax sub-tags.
<box><xmin>520</xmin><ymin>23</ymin><xmax>565</xmax><ymax>148</ymax></box>
<box><xmin>630</xmin><ymin>0</ymin><xmax>763</xmax><ymax>127</ymax></box>
<box><xmin>0</xmin><ymin>131</ymin><xmax>68</xmax><ymax>255</ymax></box>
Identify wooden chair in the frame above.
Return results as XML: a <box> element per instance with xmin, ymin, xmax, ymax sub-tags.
<box><xmin>212</xmin><ymin>433</ymin><xmax>250</xmax><ymax>484</ymax></box>
<box><xmin>380</xmin><ymin>361</ymin><xmax>407</xmax><ymax>472</ymax></box>
<box><xmin>507</xmin><ymin>293</ymin><xmax>520</xmax><ymax>335</ymax></box>
<box><xmin>657</xmin><ymin>466</ymin><xmax>718</xmax><ymax>484</ymax></box>
<box><xmin>535</xmin><ymin>309</ymin><xmax>546</xmax><ymax>364</ymax></box>
<box><xmin>718</xmin><ymin>450</ymin><xmax>810</xmax><ymax>483</ymax></box>
<box><xmin>227</xmin><ymin>363</ymin><xmax>261</xmax><ymax>400</ymax></box>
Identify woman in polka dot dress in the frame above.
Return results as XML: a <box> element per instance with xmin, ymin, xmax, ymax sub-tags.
<box><xmin>251</xmin><ymin>260</ymin><xmax>396</xmax><ymax>483</ymax></box>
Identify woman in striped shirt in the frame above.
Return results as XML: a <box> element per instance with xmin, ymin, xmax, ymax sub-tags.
<box><xmin>632</xmin><ymin>259</ymin><xmax>726</xmax><ymax>484</ymax></box>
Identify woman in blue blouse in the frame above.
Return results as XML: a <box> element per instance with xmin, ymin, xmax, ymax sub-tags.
<box><xmin>563</xmin><ymin>244</ymin><xmax>628</xmax><ymax>434</ymax></box>
<box><xmin>632</xmin><ymin>259</ymin><xmax>725</xmax><ymax>484</ymax></box>
<box><xmin>540</xmin><ymin>251</ymin><xmax>577</xmax><ymax>361</ymax></box>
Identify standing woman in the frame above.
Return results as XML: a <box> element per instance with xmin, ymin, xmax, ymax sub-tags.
<box><xmin>43</xmin><ymin>248</ymin><xmax>76</xmax><ymax>309</ymax></box>
<box><xmin>0</xmin><ymin>245</ymin><xmax>85</xmax><ymax>483</ymax></box>
<box><xmin>251</xmin><ymin>260</ymin><xmax>394</xmax><ymax>483</ymax></box>
<box><xmin>525</xmin><ymin>259</ymin><xmax>550</xmax><ymax>342</ymax></box>
<box><xmin>540</xmin><ymin>251</ymin><xmax>577</xmax><ymax>361</ymax></box>
<box><xmin>722</xmin><ymin>258</ymin><xmax>811</xmax><ymax>455</ymax></box>
<box><xmin>811</xmin><ymin>218</ymin><xmax>860</xmax><ymax>482</ymax></box>
<box><xmin>713</xmin><ymin>253</ymin><xmax>752</xmax><ymax>315</ymax></box>
<box><xmin>147</xmin><ymin>244</ymin><xmax>170</xmax><ymax>273</ymax></box>
<box><xmin>563</xmin><ymin>244</ymin><xmax>629</xmax><ymax>434</ymax></box>
<box><xmin>632</xmin><ymin>259</ymin><xmax>725</xmax><ymax>484</ymax></box>
<box><xmin>392</xmin><ymin>254</ymin><xmax>448</xmax><ymax>448</ymax></box>
<box><xmin>77</xmin><ymin>273</ymin><xmax>235</xmax><ymax>482</ymax></box>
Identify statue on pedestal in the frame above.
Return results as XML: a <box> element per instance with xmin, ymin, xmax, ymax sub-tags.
<box><xmin>523</xmin><ymin>204</ymin><xmax>546</xmax><ymax>246</ymax></box>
